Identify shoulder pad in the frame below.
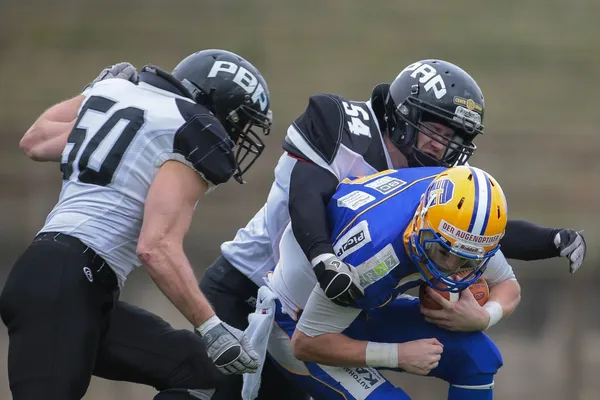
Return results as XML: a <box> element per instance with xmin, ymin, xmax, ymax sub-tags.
<box><xmin>174</xmin><ymin>100</ymin><xmax>237</xmax><ymax>186</ymax></box>
<box><xmin>286</xmin><ymin>94</ymin><xmax>384</xmax><ymax>166</ymax></box>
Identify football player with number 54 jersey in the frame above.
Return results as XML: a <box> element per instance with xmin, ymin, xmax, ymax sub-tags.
<box><xmin>1</xmin><ymin>50</ymin><xmax>272</xmax><ymax>400</ymax></box>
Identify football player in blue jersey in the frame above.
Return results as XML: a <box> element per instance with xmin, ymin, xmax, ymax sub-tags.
<box><xmin>250</xmin><ymin>165</ymin><xmax>518</xmax><ymax>400</ymax></box>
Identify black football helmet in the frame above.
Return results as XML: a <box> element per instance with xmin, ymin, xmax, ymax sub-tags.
<box><xmin>384</xmin><ymin>59</ymin><xmax>485</xmax><ymax>167</ymax></box>
<box><xmin>171</xmin><ymin>49</ymin><xmax>272</xmax><ymax>182</ymax></box>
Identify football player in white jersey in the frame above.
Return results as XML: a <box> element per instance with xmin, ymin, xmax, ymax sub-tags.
<box><xmin>198</xmin><ymin>60</ymin><xmax>586</xmax><ymax>400</ymax></box>
<box><xmin>1</xmin><ymin>50</ymin><xmax>272</xmax><ymax>400</ymax></box>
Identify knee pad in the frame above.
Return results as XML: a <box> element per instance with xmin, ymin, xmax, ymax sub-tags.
<box><xmin>154</xmin><ymin>388</ymin><xmax>215</xmax><ymax>400</ymax></box>
<box><xmin>452</xmin><ymin>332</ymin><xmax>503</xmax><ymax>382</ymax></box>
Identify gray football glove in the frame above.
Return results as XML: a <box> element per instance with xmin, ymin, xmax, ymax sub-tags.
<box><xmin>554</xmin><ymin>229</ymin><xmax>587</xmax><ymax>273</ymax></box>
<box><xmin>313</xmin><ymin>254</ymin><xmax>364</xmax><ymax>306</ymax></box>
<box><xmin>196</xmin><ymin>321</ymin><xmax>260</xmax><ymax>375</ymax></box>
<box><xmin>86</xmin><ymin>62</ymin><xmax>138</xmax><ymax>90</ymax></box>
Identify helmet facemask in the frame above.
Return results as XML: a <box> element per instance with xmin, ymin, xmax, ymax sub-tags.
<box><xmin>226</xmin><ymin>105</ymin><xmax>272</xmax><ymax>183</ymax></box>
<box><xmin>390</xmin><ymin>94</ymin><xmax>482</xmax><ymax>168</ymax></box>
<box><xmin>408</xmin><ymin>192</ymin><xmax>498</xmax><ymax>292</ymax></box>
<box><xmin>181</xmin><ymin>78</ymin><xmax>273</xmax><ymax>184</ymax></box>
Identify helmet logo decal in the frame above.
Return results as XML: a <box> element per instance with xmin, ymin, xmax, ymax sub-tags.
<box><xmin>438</xmin><ymin>220</ymin><xmax>502</xmax><ymax>247</ymax></box>
<box><xmin>207</xmin><ymin>61</ymin><xmax>269</xmax><ymax>111</ymax></box>
<box><xmin>453</xmin><ymin>96</ymin><xmax>483</xmax><ymax>113</ymax></box>
<box><xmin>397</xmin><ymin>62</ymin><xmax>447</xmax><ymax>100</ymax></box>
<box><xmin>425</xmin><ymin>178</ymin><xmax>455</xmax><ymax>207</ymax></box>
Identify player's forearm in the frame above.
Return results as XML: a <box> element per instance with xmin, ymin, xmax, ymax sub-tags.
<box><xmin>138</xmin><ymin>241</ymin><xmax>215</xmax><ymax>327</ymax></box>
<box><xmin>487</xmin><ymin>279</ymin><xmax>521</xmax><ymax>323</ymax></box>
<box><xmin>291</xmin><ymin>330</ymin><xmax>368</xmax><ymax>367</ymax></box>
<box><xmin>501</xmin><ymin>219</ymin><xmax>559</xmax><ymax>260</ymax></box>
<box><xmin>288</xmin><ymin>161</ymin><xmax>339</xmax><ymax>261</ymax></box>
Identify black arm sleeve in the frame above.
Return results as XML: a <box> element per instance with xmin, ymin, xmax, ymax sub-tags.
<box><xmin>500</xmin><ymin>219</ymin><xmax>561</xmax><ymax>261</ymax></box>
<box><xmin>288</xmin><ymin>159</ymin><xmax>339</xmax><ymax>262</ymax></box>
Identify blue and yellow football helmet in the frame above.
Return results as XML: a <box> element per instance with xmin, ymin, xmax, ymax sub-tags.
<box><xmin>406</xmin><ymin>166</ymin><xmax>508</xmax><ymax>292</ymax></box>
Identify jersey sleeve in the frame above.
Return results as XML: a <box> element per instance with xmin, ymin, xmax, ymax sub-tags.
<box><xmin>296</xmin><ymin>285</ymin><xmax>362</xmax><ymax>337</ymax></box>
<box><xmin>284</xmin><ymin>94</ymin><xmax>345</xmax><ymax>165</ymax></box>
<box><xmin>171</xmin><ymin>100</ymin><xmax>237</xmax><ymax>188</ymax></box>
<box><xmin>283</xmin><ymin>94</ymin><xmax>387</xmax><ymax>180</ymax></box>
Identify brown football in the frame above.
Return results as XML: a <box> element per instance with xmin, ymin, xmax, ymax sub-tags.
<box><xmin>419</xmin><ymin>272</ymin><xmax>489</xmax><ymax>310</ymax></box>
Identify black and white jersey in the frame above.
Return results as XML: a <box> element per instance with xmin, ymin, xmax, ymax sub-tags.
<box><xmin>284</xmin><ymin>93</ymin><xmax>391</xmax><ymax>177</ymax></box>
<box><xmin>40</xmin><ymin>78</ymin><xmax>236</xmax><ymax>286</ymax></box>
<box><xmin>221</xmin><ymin>93</ymin><xmax>393</xmax><ymax>285</ymax></box>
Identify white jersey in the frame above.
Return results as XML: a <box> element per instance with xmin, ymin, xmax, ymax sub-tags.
<box><xmin>40</xmin><ymin>76</ymin><xmax>237</xmax><ymax>286</ymax></box>
<box><xmin>221</xmin><ymin>94</ymin><xmax>393</xmax><ymax>286</ymax></box>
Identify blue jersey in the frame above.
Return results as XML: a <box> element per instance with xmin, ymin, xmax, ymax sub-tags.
<box><xmin>327</xmin><ymin>167</ymin><xmax>445</xmax><ymax>309</ymax></box>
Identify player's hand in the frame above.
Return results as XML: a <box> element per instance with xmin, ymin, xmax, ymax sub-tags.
<box><xmin>554</xmin><ymin>229</ymin><xmax>586</xmax><ymax>274</ymax></box>
<box><xmin>397</xmin><ymin>338</ymin><xmax>443</xmax><ymax>375</ymax></box>
<box><xmin>86</xmin><ymin>62</ymin><xmax>138</xmax><ymax>89</ymax></box>
<box><xmin>420</xmin><ymin>287</ymin><xmax>489</xmax><ymax>332</ymax></box>
<box><xmin>196</xmin><ymin>321</ymin><xmax>260</xmax><ymax>375</ymax></box>
<box><xmin>313</xmin><ymin>255</ymin><xmax>364</xmax><ymax>306</ymax></box>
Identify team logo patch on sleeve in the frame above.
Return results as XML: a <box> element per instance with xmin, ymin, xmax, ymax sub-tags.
<box><xmin>365</xmin><ymin>176</ymin><xmax>407</xmax><ymax>194</ymax></box>
<box><xmin>356</xmin><ymin>244</ymin><xmax>400</xmax><ymax>288</ymax></box>
<box><xmin>337</xmin><ymin>190</ymin><xmax>376</xmax><ymax>211</ymax></box>
<box><xmin>333</xmin><ymin>220</ymin><xmax>371</xmax><ymax>259</ymax></box>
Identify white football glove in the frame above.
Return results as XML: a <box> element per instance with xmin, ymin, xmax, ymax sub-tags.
<box><xmin>196</xmin><ymin>316</ymin><xmax>260</xmax><ymax>375</ymax></box>
<box><xmin>86</xmin><ymin>62</ymin><xmax>138</xmax><ymax>90</ymax></box>
<box><xmin>554</xmin><ymin>229</ymin><xmax>587</xmax><ymax>273</ymax></box>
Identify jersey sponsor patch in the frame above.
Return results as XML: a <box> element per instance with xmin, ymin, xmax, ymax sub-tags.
<box><xmin>337</xmin><ymin>190</ymin><xmax>376</xmax><ymax>211</ymax></box>
<box><xmin>319</xmin><ymin>365</ymin><xmax>385</xmax><ymax>397</ymax></box>
<box><xmin>365</xmin><ymin>176</ymin><xmax>407</xmax><ymax>194</ymax></box>
<box><xmin>355</xmin><ymin>244</ymin><xmax>400</xmax><ymax>288</ymax></box>
<box><xmin>333</xmin><ymin>220</ymin><xmax>372</xmax><ymax>259</ymax></box>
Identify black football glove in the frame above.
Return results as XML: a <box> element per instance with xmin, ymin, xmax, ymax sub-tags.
<box><xmin>313</xmin><ymin>254</ymin><xmax>364</xmax><ymax>306</ymax></box>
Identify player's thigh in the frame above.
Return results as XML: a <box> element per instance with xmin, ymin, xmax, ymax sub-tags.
<box><xmin>255</xmin><ymin>357</ymin><xmax>311</xmax><ymax>400</ymax></box>
<box><xmin>0</xmin><ymin>241</ymin><xmax>115</xmax><ymax>399</ymax></box>
<box><xmin>200</xmin><ymin>255</ymin><xmax>258</xmax><ymax>329</ymax></box>
<box><xmin>94</xmin><ymin>301</ymin><xmax>225</xmax><ymax>391</ymax></box>
<box><xmin>363</xmin><ymin>297</ymin><xmax>503</xmax><ymax>381</ymax></box>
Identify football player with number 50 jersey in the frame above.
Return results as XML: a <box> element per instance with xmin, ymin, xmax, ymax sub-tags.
<box><xmin>1</xmin><ymin>50</ymin><xmax>272</xmax><ymax>400</ymax></box>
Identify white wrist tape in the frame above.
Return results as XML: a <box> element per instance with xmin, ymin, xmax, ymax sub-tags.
<box><xmin>196</xmin><ymin>315</ymin><xmax>222</xmax><ymax>337</ymax></box>
<box><xmin>483</xmin><ymin>301</ymin><xmax>503</xmax><ymax>330</ymax></box>
<box><xmin>365</xmin><ymin>342</ymin><xmax>398</xmax><ymax>368</ymax></box>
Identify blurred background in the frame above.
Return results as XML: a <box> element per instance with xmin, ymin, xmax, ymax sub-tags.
<box><xmin>0</xmin><ymin>0</ymin><xmax>599</xmax><ymax>398</ymax></box>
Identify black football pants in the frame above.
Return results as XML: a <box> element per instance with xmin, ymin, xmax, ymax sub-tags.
<box><xmin>0</xmin><ymin>233</ymin><xmax>224</xmax><ymax>400</ymax></box>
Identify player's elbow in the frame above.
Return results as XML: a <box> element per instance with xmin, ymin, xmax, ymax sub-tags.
<box><xmin>291</xmin><ymin>330</ymin><xmax>319</xmax><ymax>362</ymax></box>
<box><xmin>137</xmin><ymin>238</ymin><xmax>172</xmax><ymax>275</ymax></box>
<box><xmin>19</xmin><ymin>130</ymin><xmax>40</xmax><ymax>160</ymax></box>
